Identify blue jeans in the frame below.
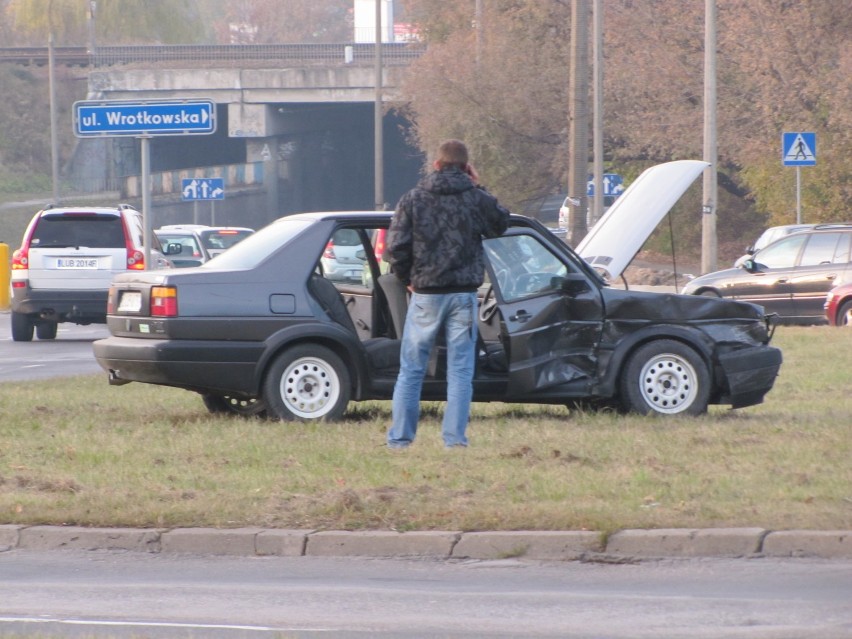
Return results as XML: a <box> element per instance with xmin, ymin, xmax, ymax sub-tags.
<box><xmin>388</xmin><ymin>291</ymin><xmax>478</xmax><ymax>448</ymax></box>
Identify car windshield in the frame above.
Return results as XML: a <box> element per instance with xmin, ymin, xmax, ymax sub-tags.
<box><xmin>199</xmin><ymin>229</ymin><xmax>254</xmax><ymax>251</ymax></box>
<box><xmin>201</xmin><ymin>218</ymin><xmax>313</xmax><ymax>269</ymax></box>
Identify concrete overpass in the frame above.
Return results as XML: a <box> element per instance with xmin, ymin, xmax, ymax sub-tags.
<box><xmin>70</xmin><ymin>44</ymin><xmax>426</xmax><ymax>229</ymax></box>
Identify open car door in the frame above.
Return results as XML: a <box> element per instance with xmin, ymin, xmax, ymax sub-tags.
<box><xmin>482</xmin><ymin>230</ymin><xmax>605</xmax><ymax>396</ymax></box>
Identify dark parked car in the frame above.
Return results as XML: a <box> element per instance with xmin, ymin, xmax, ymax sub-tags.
<box><xmin>682</xmin><ymin>223</ymin><xmax>852</xmax><ymax>325</ymax></box>
<box><xmin>825</xmin><ymin>282</ymin><xmax>852</xmax><ymax>327</ymax></box>
<box><xmin>93</xmin><ymin>162</ymin><xmax>782</xmax><ymax>421</ymax></box>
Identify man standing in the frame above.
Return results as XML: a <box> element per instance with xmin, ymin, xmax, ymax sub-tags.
<box><xmin>384</xmin><ymin>139</ymin><xmax>510</xmax><ymax>448</ymax></box>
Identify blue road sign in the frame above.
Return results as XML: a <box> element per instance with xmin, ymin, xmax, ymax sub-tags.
<box><xmin>782</xmin><ymin>132</ymin><xmax>816</xmax><ymax>166</ymax></box>
<box><xmin>73</xmin><ymin>99</ymin><xmax>216</xmax><ymax>137</ymax></box>
<box><xmin>181</xmin><ymin>178</ymin><xmax>224</xmax><ymax>201</ymax></box>
<box><xmin>587</xmin><ymin>173</ymin><xmax>624</xmax><ymax>197</ymax></box>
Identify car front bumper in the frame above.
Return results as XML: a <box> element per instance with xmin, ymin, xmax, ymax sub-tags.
<box><xmin>93</xmin><ymin>336</ymin><xmax>265</xmax><ymax>395</ymax></box>
<box><xmin>716</xmin><ymin>344</ymin><xmax>783</xmax><ymax>408</ymax></box>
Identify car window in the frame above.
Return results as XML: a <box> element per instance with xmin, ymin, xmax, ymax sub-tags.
<box><xmin>158</xmin><ymin>234</ymin><xmax>202</xmax><ymax>257</ymax></box>
<box><xmin>483</xmin><ymin>234</ymin><xmax>569</xmax><ymax>302</ymax></box>
<box><xmin>331</xmin><ymin>229</ymin><xmax>361</xmax><ymax>247</ymax></box>
<box><xmin>203</xmin><ymin>218</ymin><xmax>314</xmax><ymax>269</ymax></box>
<box><xmin>199</xmin><ymin>229</ymin><xmax>254</xmax><ymax>250</ymax></box>
<box><xmin>799</xmin><ymin>232</ymin><xmax>842</xmax><ymax>266</ymax></box>
<box><xmin>31</xmin><ymin>215</ymin><xmax>125</xmax><ymax>249</ymax></box>
<box><xmin>753</xmin><ymin>234</ymin><xmax>807</xmax><ymax>269</ymax></box>
<box><xmin>834</xmin><ymin>233</ymin><xmax>852</xmax><ymax>264</ymax></box>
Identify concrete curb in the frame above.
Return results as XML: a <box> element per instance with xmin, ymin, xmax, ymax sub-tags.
<box><xmin>2</xmin><ymin>525</ymin><xmax>850</xmax><ymax>560</ymax></box>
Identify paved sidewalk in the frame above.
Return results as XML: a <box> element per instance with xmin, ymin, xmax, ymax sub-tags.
<box><xmin>1</xmin><ymin>525</ymin><xmax>850</xmax><ymax>560</ymax></box>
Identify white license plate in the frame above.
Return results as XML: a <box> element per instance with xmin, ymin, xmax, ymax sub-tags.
<box><xmin>117</xmin><ymin>291</ymin><xmax>142</xmax><ymax>312</ymax></box>
<box><xmin>56</xmin><ymin>257</ymin><xmax>98</xmax><ymax>269</ymax></box>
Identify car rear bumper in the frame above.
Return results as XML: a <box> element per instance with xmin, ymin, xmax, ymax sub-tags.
<box><xmin>93</xmin><ymin>336</ymin><xmax>264</xmax><ymax>395</ymax></box>
<box><xmin>11</xmin><ymin>287</ymin><xmax>108</xmax><ymax>322</ymax></box>
<box><xmin>716</xmin><ymin>345</ymin><xmax>783</xmax><ymax>408</ymax></box>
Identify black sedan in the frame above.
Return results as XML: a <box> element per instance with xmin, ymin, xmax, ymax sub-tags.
<box><xmin>682</xmin><ymin>223</ymin><xmax>852</xmax><ymax>325</ymax></box>
<box><xmin>94</xmin><ymin>209</ymin><xmax>782</xmax><ymax>420</ymax></box>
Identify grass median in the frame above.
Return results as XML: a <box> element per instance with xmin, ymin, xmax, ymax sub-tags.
<box><xmin>1</xmin><ymin>326</ymin><xmax>850</xmax><ymax>534</ymax></box>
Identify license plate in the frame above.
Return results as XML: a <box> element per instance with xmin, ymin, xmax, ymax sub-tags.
<box><xmin>117</xmin><ymin>291</ymin><xmax>142</xmax><ymax>313</ymax></box>
<box><xmin>56</xmin><ymin>257</ymin><xmax>98</xmax><ymax>269</ymax></box>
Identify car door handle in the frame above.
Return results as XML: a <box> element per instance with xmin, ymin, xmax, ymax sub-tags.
<box><xmin>776</xmin><ymin>278</ymin><xmax>788</xmax><ymax>284</ymax></box>
<box><xmin>510</xmin><ymin>310</ymin><xmax>532</xmax><ymax>323</ymax></box>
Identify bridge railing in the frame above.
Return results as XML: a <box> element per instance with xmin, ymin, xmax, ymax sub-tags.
<box><xmin>0</xmin><ymin>43</ymin><xmax>425</xmax><ymax>68</ymax></box>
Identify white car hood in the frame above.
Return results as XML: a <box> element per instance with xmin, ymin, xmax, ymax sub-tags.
<box><xmin>576</xmin><ymin>160</ymin><xmax>710</xmax><ymax>281</ymax></box>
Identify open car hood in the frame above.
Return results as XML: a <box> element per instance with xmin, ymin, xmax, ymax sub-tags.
<box><xmin>576</xmin><ymin>160</ymin><xmax>710</xmax><ymax>281</ymax></box>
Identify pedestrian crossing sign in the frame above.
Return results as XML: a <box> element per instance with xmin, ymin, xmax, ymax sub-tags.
<box><xmin>782</xmin><ymin>132</ymin><xmax>816</xmax><ymax>166</ymax></box>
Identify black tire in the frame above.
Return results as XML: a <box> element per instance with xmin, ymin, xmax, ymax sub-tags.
<box><xmin>11</xmin><ymin>311</ymin><xmax>34</xmax><ymax>342</ymax></box>
<box><xmin>202</xmin><ymin>393</ymin><xmax>267</xmax><ymax>418</ymax></box>
<box><xmin>837</xmin><ymin>300</ymin><xmax>852</xmax><ymax>327</ymax></box>
<box><xmin>36</xmin><ymin>321</ymin><xmax>58</xmax><ymax>340</ymax></box>
<box><xmin>620</xmin><ymin>339</ymin><xmax>711</xmax><ymax>416</ymax></box>
<box><xmin>263</xmin><ymin>344</ymin><xmax>351</xmax><ymax>422</ymax></box>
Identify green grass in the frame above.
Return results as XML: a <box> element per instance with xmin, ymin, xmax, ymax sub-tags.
<box><xmin>1</xmin><ymin>326</ymin><xmax>850</xmax><ymax>534</ymax></box>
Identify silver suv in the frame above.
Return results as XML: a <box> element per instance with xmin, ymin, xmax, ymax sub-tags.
<box><xmin>10</xmin><ymin>204</ymin><xmax>171</xmax><ymax>341</ymax></box>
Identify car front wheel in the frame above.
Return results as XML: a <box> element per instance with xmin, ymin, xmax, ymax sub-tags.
<box><xmin>263</xmin><ymin>344</ymin><xmax>351</xmax><ymax>421</ymax></box>
<box><xmin>202</xmin><ymin>393</ymin><xmax>267</xmax><ymax>418</ymax></box>
<box><xmin>620</xmin><ymin>340</ymin><xmax>710</xmax><ymax>416</ymax></box>
<box><xmin>11</xmin><ymin>311</ymin><xmax>34</xmax><ymax>342</ymax></box>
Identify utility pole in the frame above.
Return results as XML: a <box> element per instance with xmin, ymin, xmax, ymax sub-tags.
<box><xmin>701</xmin><ymin>0</ymin><xmax>718</xmax><ymax>274</ymax></box>
<box><xmin>567</xmin><ymin>0</ymin><xmax>590</xmax><ymax>245</ymax></box>
<box><xmin>591</xmin><ymin>0</ymin><xmax>604</xmax><ymax>226</ymax></box>
<box><xmin>374</xmin><ymin>0</ymin><xmax>385</xmax><ymax>210</ymax></box>
<box><xmin>48</xmin><ymin>36</ymin><xmax>60</xmax><ymax>203</ymax></box>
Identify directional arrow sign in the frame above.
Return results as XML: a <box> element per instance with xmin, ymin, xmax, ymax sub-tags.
<box><xmin>181</xmin><ymin>178</ymin><xmax>225</xmax><ymax>201</ymax></box>
<box><xmin>73</xmin><ymin>99</ymin><xmax>217</xmax><ymax>137</ymax></box>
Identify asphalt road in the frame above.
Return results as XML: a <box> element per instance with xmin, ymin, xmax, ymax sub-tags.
<box><xmin>1</xmin><ymin>550</ymin><xmax>850</xmax><ymax>639</ymax></box>
<box><xmin>0</xmin><ymin>311</ymin><xmax>107</xmax><ymax>382</ymax></box>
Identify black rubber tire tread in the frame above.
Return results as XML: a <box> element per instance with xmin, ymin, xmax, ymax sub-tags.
<box><xmin>11</xmin><ymin>311</ymin><xmax>34</xmax><ymax>342</ymax></box>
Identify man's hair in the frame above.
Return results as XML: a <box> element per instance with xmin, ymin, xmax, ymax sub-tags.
<box><xmin>435</xmin><ymin>139</ymin><xmax>469</xmax><ymax>170</ymax></box>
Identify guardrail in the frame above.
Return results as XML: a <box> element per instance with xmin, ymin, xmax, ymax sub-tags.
<box><xmin>0</xmin><ymin>43</ymin><xmax>425</xmax><ymax>68</ymax></box>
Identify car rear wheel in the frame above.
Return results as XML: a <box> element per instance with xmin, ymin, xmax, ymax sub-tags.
<box><xmin>202</xmin><ymin>393</ymin><xmax>267</xmax><ymax>418</ymax></box>
<box><xmin>263</xmin><ymin>344</ymin><xmax>351</xmax><ymax>422</ymax></box>
<box><xmin>620</xmin><ymin>339</ymin><xmax>710</xmax><ymax>416</ymax></box>
<box><xmin>837</xmin><ymin>300</ymin><xmax>852</xmax><ymax>327</ymax></box>
<box><xmin>11</xmin><ymin>311</ymin><xmax>34</xmax><ymax>342</ymax></box>
<box><xmin>36</xmin><ymin>321</ymin><xmax>58</xmax><ymax>340</ymax></box>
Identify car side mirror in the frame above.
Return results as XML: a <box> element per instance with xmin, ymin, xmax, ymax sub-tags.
<box><xmin>355</xmin><ymin>249</ymin><xmax>367</xmax><ymax>261</ymax></box>
<box><xmin>742</xmin><ymin>259</ymin><xmax>762</xmax><ymax>273</ymax></box>
<box><xmin>163</xmin><ymin>242</ymin><xmax>182</xmax><ymax>256</ymax></box>
<box><xmin>560</xmin><ymin>273</ymin><xmax>590</xmax><ymax>297</ymax></box>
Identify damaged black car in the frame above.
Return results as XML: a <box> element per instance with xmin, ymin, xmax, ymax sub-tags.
<box><xmin>93</xmin><ymin>161</ymin><xmax>782</xmax><ymax>420</ymax></box>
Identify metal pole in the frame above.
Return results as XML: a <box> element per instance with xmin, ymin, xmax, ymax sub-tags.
<box><xmin>796</xmin><ymin>166</ymin><xmax>802</xmax><ymax>224</ymax></box>
<box><xmin>591</xmin><ymin>0</ymin><xmax>604</xmax><ymax>226</ymax></box>
<box><xmin>374</xmin><ymin>0</ymin><xmax>385</xmax><ymax>210</ymax></box>
<box><xmin>567</xmin><ymin>0</ymin><xmax>590</xmax><ymax>245</ymax></box>
<box><xmin>48</xmin><ymin>34</ymin><xmax>60</xmax><ymax>203</ymax></box>
<box><xmin>141</xmin><ymin>137</ymin><xmax>152</xmax><ymax>269</ymax></box>
<box><xmin>701</xmin><ymin>0</ymin><xmax>718</xmax><ymax>274</ymax></box>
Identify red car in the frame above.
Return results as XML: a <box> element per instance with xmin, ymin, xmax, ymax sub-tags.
<box><xmin>825</xmin><ymin>282</ymin><xmax>852</xmax><ymax>326</ymax></box>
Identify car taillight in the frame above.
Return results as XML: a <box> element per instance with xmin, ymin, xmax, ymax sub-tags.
<box><xmin>11</xmin><ymin>247</ymin><xmax>28</xmax><ymax>270</ymax></box>
<box><xmin>151</xmin><ymin>286</ymin><xmax>178</xmax><ymax>317</ymax></box>
<box><xmin>323</xmin><ymin>241</ymin><xmax>335</xmax><ymax>259</ymax></box>
<box><xmin>127</xmin><ymin>249</ymin><xmax>145</xmax><ymax>270</ymax></box>
<box><xmin>106</xmin><ymin>287</ymin><xmax>117</xmax><ymax>314</ymax></box>
<box><xmin>374</xmin><ymin>229</ymin><xmax>386</xmax><ymax>260</ymax></box>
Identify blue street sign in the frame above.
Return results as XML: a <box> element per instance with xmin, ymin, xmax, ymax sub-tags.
<box><xmin>587</xmin><ymin>173</ymin><xmax>624</xmax><ymax>197</ymax></box>
<box><xmin>181</xmin><ymin>178</ymin><xmax>224</xmax><ymax>201</ymax></box>
<box><xmin>73</xmin><ymin>99</ymin><xmax>216</xmax><ymax>137</ymax></box>
<box><xmin>782</xmin><ymin>132</ymin><xmax>816</xmax><ymax>166</ymax></box>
